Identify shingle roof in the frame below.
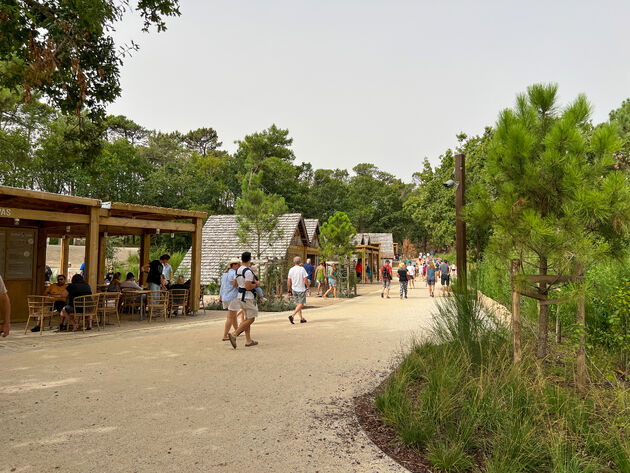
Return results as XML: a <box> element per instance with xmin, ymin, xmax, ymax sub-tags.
<box><xmin>178</xmin><ymin>213</ymin><xmax>308</xmax><ymax>284</ymax></box>
<box><xmin>304</xmin><ymin>218</ymin><xmax>320</xmax><ymax>246</ymax></box>
<box><xmin>365</xmin><ymin>233</ymin><xmax>395</xmax><ymax>258</ymax></box>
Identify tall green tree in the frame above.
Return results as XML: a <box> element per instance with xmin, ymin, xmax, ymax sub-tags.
<box><xmin>481</xmin><ymin>83</ymin><xmax>630</xmax><ymax>359</ymax></box>
<box><xmin>235</xmin><ymin>172</ymin><xmax>288</xmax><ymax>259</ymax></box>
<box><xmin>1</xmin><ymin>0</ymin><xmax>180</xmax><ymax>116</ymax></box>
<box><xmin>319</xmin><ymin>211</ymin><xmax>357</xmax><ymax>262</ymax></box>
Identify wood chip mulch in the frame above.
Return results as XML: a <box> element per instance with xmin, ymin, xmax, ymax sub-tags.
<box><xmin>353</xmin><ymin>388</ymin><xmax>434</xmax><ymax>473</ymax></box>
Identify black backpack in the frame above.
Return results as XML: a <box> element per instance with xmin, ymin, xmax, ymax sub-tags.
<box><xmin>382</xmin><ymin>266</ymin><xmax>390</xmax><ymax>280</ymax></box>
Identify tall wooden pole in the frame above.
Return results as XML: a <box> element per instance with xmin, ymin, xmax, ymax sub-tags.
<box><xmin>455</xmin><ymin>153</ymin><xmax>467</xmax><ymax>290</ymax></box>
<box><xmin>511</xmin><ymin>259</ymin><xmax>522</xmax><ymax>364</ymax></box>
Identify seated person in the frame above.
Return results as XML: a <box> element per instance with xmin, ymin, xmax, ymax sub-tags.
<box><xmin>120</xmin><ymin>272</ymin><xmax>142</xmax><ymax>290</ymax></box>
<box><xmin>32</xmin><ymin>274</ymin><xmax>68</xmax><ymax>332</ymax></box>
<box><xmin>169</xmin><ymin>276</ymin><xmax>191</xmax><ymax>290</ymax></box>
<box><xmin>104</xmin><ymin>266</ymin><xmax>115</xmax><ymax>284</ymax></box>
<box><xmin>59</xmin><ymin>274</ymin><xmax>93</xmax><ymax>331</ymax></box>
<box><xmin>106</xmin><ymin>272</ymin><xmax>122</xmax><ymax>292</ymax></box>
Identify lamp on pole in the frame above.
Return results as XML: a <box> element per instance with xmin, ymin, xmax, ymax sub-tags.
<box><xmin>444</xmin><ymin>153</ymin><xmax>466</xmax><ymax>290</ymax></box>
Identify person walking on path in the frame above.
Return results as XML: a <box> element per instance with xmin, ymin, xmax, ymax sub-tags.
<box><xmin>381</xmin><ymin>260</ymin><xmax>393</xmax><ymax>298</ymax></box>
<box><xmin>439</xmin><ymin>259</ymin><xmax>451</xmax><ymax>295</ymax></box>
<box><xmin>315</xmin><ymin>262</ymin><xmax>325</xmax><ymax>296</ymax></box>
<box><xmin>220</xmin><ymin>258</ymin><xmax>241</xmax><ymax>341</ymax></box>
<box><xmin>323</xmin><ymin>263</ymin><xmax>338</xmax><ymax>299</ymax></box>
<box><xmin>0</xmin><ymin>274</ymin><xmax>11</xmax><ymax>337</ymax></box>
<box><xmin>426</xmin><ymin>261</ymin><xmax>437</xmax><ymax>297</ymax></box>
<box><xmin>303</xmin><ymin>258</ymin><xmax>314</xmax><ymax>296</ymax></box>
<box><xmin>287</xmin><ymin>256</ymin><xmax>309</xmax><ymax>324</ymax></box>
<box><xmin>406</xmin><ymin>261</ymin><xmax>415</xmax><ymax>289</ymax></box>
<box><xmin>397</xmin><ymin>263</ymin><xmax>409</xmax><ymax>299</ymax></box>
<box><xmin>228</xmin><ymin>252</ymin><xmax>261</xmax><ymax>349</ymax></box>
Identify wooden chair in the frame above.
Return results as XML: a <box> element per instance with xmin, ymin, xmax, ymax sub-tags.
<box><xmin>98</xmin><ymin>292</ymin><xmax>121</xmax><ymax>328</ymax></box>
<box><xmin>25</xmin><ymin>296</ymin><xmax>54</xmax><ymax>336</ymax></box>
<box><xmin>146</xmin><ymin>290</ymin><xmax>169</xmax><ymax>323</ymax></box>
<box><xmin>120</xmin><ymin>289</ymin><xmax>141</xmax><ymax>320</ymax></box>
<box><xmin>169</xmin><ymin>289</ymin><xmax>189</xmax><ymax>318</ymax></box>
<box><xmin>72</xmin><ymin>294</ymin><xmax>101</xmax><ymax>332</ymax></box>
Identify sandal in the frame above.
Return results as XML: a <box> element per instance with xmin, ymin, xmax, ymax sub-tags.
<box><xmin>245</xmin><ymin>341</ymin><xmax>258</xmax><ymax>347</ymax></box>
<box><xmin>222</xmin><ymin>338</ymin><xmax>230</xmax><ymax>341</ymax></box>
<box><xmin>300</xmin><ymin>319</ymin><xmax>307</xmax><ymax>323</ymax></box>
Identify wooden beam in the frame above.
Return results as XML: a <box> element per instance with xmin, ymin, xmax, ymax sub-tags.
<box><xmin>35</xmin><ymin>227</ymin><xmax>47</xmax><ymax>295</ymax></box>
<box><xmin>85</xmin><ymin>207</ymin><xmax>99</xmax><ymax>291</ymax></box>
<box><xmin>522</xmin><ymin>274</ymin><xmax>585</xmax><ymax>284</ymax></box>
<box><xmin>189</xmin><ymin>217</ymin><xmax>203</xmax><ymax>311</ymax></box>
<box><xmin>139</xmin><ymin>232</ymin><xmax>150</xmax><ymax>286</ymax></box>
<box><xmin>100</xmin><ymin>216</ymin><xmax>195</xmax><ymax>232</ymax></box>
<box><xmin>539</xmin><ymin>296</ymin><xmax>571</xmax><ymax>306</ymax></box>
<box><xmin>0</xmin><ymin>185</ymin><xmax>99</xmax><ymax>206</ymax></box>
<box><xmin>60</xmin><ymin>236</ymin><xmax>69</xmax><ymax>279</ymax></box>
<box><xmin>3</xmin><ymin>208</ymin><xmax>89</xmax><ymax>224</ymax></box>
<box><xmin>98</xmin><ymin>233</ymin><xmax>107</xmax><ymax>286</ymax></box>
<box><xmin>108</xmin><ymin>202</ymin><xmax>207</xmax><ymax>219</ymax></box>
<box><xmin>517</xmin><ymin>288</ymin><xmax>548</xmax><ymax>301</ymax></box>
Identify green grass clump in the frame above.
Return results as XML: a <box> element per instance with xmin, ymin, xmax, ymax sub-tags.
<box><xmin>375</xmin><ymin>285</ymin><xmax>630</xmax><ymax>472</ymax></box>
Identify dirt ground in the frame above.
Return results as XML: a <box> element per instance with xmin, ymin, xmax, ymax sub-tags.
<box><xmin>0</xmin><ymin>280</ymin><xmax>437</xmax><ymax>472</ymax></box>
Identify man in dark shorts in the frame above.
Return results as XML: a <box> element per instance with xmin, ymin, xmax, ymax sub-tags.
<box><xmin>439</xmin><ymin>259</ymin><xmax>451</xmax><ymax>295</ymax></box>
<box><xmin>381</xmin><ymin>260</ymin><xmax>393</xmax><ymax>298</ymax></box>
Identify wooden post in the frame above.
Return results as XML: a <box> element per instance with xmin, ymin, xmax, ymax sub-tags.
<box><xmin>35</xmin><ymin>227</ymin><xmax>47</xmax><ymax>295</ymax></box>
<box><xmin>511</xmin><ymin>259</ymin><xmax>522</xmax><ymax>364</ymax></box>
<box><xmin>85</xmin><ymin>207</ymin><xmax>99</xmax><ymax>291</ymax></box>
<box><xmin>189</xmin><ymin>217</ymin><xmax>203</xmax><ymax>311</ymax></box>
<box><xmin>347</xmin><ymin>263</ymin><xmax>350</xmax><ymax>298</ymax></box>
<box><xmin>362</xmin><ymin>249</ymin><xmax>366</xmax><ymax>284</ymax></box>
<box><xmin>60</xmin><ymin>235</ymin><xmax>69</xmax><ymax>278</ymax></box>
<box><xmin>97</xmin><ymin>233</ymin><xmax>106</xmax><ymax>285</ymax></box>
<box><xmin>576</xmin><ymin>262</ymin><xmax>587</xmax><ymax>392</ymax></box>
<box><xmin>139</xmin><ymin>232</ymin><xmax>150</xmax><ymax>285</ymax></box>
<box><xmin>455</xmin><ymin>153</ymin><xmax>467</xmax><ymax>290</ymax></box>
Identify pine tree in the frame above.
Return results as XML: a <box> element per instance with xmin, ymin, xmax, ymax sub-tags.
<box><xmin>483</xmin><ymin>83</ymin><xmax>630</xmax><ymax>359</ymax></box>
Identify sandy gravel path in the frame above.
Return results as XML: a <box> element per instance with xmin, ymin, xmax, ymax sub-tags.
<box><xmin>1</xmin><ymin>282</ymin><xmax>437</xmax><ymax>472</ymax></box>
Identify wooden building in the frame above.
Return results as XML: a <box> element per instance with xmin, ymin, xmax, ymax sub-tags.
<box><xmin>304</xmin><ymin>218</ymin><xmax>321</xmax><ymax>265</ymax></box>
<box><xmin>353</xmin><ymin>234</ymin><xmax>382</xmax><ymax>283</ymax></box>
<box><xmin>180</xmin><ymin>213</ymin><xmax>314</xmax><ymax>285</ymax></box>
<box><xmin>0</xmin><ymin>186</ymin><xmax>207</xmax><ymax>321</ymax></box>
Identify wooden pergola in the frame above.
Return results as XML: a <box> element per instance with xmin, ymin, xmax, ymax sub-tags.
<box><xmin>355</xmin><ymin>243</ymin><xmax>381</xmax><ymax>283</ymax></box>
<box><xmin>0</xmin><ymin>186</ymin><xmax>206</xmax><ymax>321</ymax></box>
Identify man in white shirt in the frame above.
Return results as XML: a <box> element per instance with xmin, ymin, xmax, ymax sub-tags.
<box><xmin>287</xmin><ymin>256</ymin><xmax>309</xmax><ymax>324</ymax></box>
<box><xmin>162</xmin><ymin>261</ymin><xmax>173</xmax><ymax>286</ymax></box>
<box><xmin>406</xmin><ymin>262</ymin><xmax>416</xmax><ymax>289</ymax></box>
<box><xmin>227</xmin><ymin>251</ymin><xmax>260</xmax><ymax>349</ymax></box>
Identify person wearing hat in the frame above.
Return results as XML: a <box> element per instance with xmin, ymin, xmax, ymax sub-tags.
<box><xmin>220</xmin><ymin>258</ymin><xmax>242</xmax><ymax>341</ymax></box>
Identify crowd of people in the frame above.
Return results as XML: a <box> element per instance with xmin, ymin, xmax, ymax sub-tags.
<box><xmin>379</xmin><ymin>255</ymin><xmax>456</xmax><ymax>299</ymax></box>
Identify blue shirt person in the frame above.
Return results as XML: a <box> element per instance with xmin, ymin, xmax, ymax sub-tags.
<box><xmin>303</xmin><ymin>259</ymin><xmax>315</xmax><ymax>282</ymax></box>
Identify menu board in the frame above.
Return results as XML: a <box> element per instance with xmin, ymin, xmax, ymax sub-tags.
<box><xmin>7</xmin><ymin>230</ymin><xmax>34</xmax><ymax>279</ymax></box>
<box><xmin>0</xmin><ymin>231</ymin><xmax>5</xmax><ymax>278</ymax></box>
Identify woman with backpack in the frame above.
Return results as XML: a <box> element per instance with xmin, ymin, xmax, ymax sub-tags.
<box><xmin>380</xmin><ymin>260</ymin><xmax>393</xmax><ymax>298</ymax></box>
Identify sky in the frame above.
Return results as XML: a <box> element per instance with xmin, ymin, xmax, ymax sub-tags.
<box><xmin>108</xmin><ymin>0</ymin><xmax>630</xmax><ymax>182</ymax></box>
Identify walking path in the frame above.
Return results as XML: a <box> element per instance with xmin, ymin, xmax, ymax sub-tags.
<box><xmin>0</xmin><ymin>282</ymin><xmax>437</xmax><ymax>472</ymax></box>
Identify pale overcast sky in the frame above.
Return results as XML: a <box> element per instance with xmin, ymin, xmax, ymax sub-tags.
<box><xmin>108</xmin><ymin>0</ymin><xmax>630</xmax><ymax>181</ymax></box>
